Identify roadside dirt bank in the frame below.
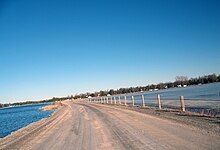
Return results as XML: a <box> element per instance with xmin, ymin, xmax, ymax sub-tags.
<box><xmin>41</xmin><ymin>101</ymin><xmax>63</xmax><ymax>111</ymax></box>
<box><xmin>109</xmin><ymin>103</ymin><xmax>220</xmax><ymax>135</ymax></box>
<box><xmin>0</xmin><ymin>100</ymin><xmax>219</xmax><ymax>150</ymax></box>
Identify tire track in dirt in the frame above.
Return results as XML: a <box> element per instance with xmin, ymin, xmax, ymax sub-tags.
<box><xmin>1</xmin><ymin>100</ymin><xmax>220</xmax><ymax>150</ymax></box>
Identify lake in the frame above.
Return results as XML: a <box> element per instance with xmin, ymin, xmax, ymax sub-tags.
<box><xmin>120</xmin><ymin>82</ymin><xmax>220</xmax><ymax>116</ymax></box>
<box><xmin>0</xmin><ymin>103</ymin><xmax>53</xmax><ymax>138</ymax></box>
<box><xmin>123</xmin><ymin>82</ymin><xmax>220</xmax><ymax>101</ymax></box>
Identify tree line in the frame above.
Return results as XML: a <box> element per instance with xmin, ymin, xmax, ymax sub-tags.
<box><xmin>0</xmin><ymin>97</ymin><xmax>67</xmax><ymax>108</ymax></box>
<box><xmin>72</xmin><ymin>73</ymin><xmax>220</xmax><ymax>99</ymax></box>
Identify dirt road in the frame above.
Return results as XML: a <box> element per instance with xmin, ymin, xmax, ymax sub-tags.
<box><xmin>0</xmin><ymin>100</ymin><xmax>219</xmax><ymax>150</ymax></box>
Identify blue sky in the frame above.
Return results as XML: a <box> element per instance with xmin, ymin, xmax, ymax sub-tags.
<box><xmin>0</xmin><ymin>0</ymin><xmax>220</xmax><ymax>103</ymax></box>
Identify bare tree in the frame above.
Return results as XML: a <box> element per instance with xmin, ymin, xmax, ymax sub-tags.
<box><xmin>175</xmin><ymin>76</ymin><xmax>188</xmax><ymax>82</ymax></box>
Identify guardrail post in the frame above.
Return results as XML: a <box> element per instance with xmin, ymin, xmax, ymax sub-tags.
<box><xmin>114</xmin><ymin>97</ymin><xmax>116</xmax><ymax>104</ymax></box>
<box><xmin>141</xmin><ymin>95</ymin><xmax>145</xmax><ymax>107</ymax></box>
<box><xmin>132</xmin><ymin>96</ymin><xmax>135</xmax><ymax>106</ymax></box>
<box><xmin>118</xmin><ymin>96</ymin><xmax>121</xmax><ymax>105</ymax></box>
<box><xmin>157</xmin><ymin>94</ymin><xmax>162</xmax><ymax>110</ymax></box>
<box><xmin>180</xmin><ymin>96</ymin><xmax>185</xmax><ymax>112</ymax></box>
<box><xmin>124</xmin><ymin>96</ymin><xmax>127</xmax><ymax>106</ymax></box>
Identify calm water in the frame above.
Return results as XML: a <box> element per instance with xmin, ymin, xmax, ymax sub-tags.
<box><xmin>0</xmin><ymin>103</ymin><xmax>53</xmax><ymax>138</ymax></box>
<box><xmin>122</xmin><ymin>82</ymin><xmax>220</xmax><ymax>102</ymax></box>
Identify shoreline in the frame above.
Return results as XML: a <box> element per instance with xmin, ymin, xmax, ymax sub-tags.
<box><xmin>0</xmin><ymin>102</ymin><xmax>63</xmax><ymax>141</ymax></box>
<box><xmin>0</xmin><ymin>102</ymin><xmax>65</xmax><ymax>149</ymax></box>
<box><xmin>0</xmin><ymin>102</ymin><xmax>58</xmax><ymax>139</ymax></box>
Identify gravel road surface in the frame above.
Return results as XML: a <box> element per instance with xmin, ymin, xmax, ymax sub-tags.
<box><xmin>0</xmin><ymin>100</ymin><xmax>219</xmax><ymax>150</ymax></box>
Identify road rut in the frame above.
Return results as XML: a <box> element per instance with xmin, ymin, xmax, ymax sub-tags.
<box><xmin>1</xmin><ymin>100</ymin><xmax>219</xmax><ymax>150</ymax></box>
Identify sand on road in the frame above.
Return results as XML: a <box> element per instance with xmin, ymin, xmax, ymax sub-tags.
<box><xmin>0</xmin><ymin>100</ymin><xmax>219</xmax><ymax>150</ymax></box>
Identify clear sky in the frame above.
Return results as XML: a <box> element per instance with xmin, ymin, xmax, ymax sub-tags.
<box><xmin>0</xmin><ymin>0</ymin><xmax>220</xmax><ymax>103</ymax></box>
